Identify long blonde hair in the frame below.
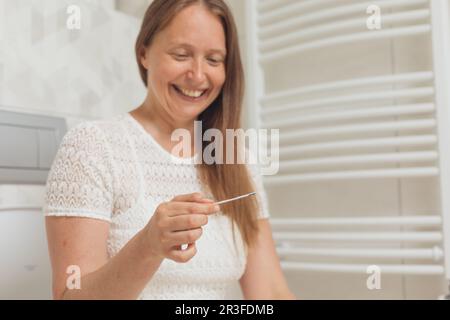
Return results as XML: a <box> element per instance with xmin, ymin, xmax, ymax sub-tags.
<box><xmin>135</xmin><ymin>0</ymin><xmax>260</xmax><ymax>248</ymax></box>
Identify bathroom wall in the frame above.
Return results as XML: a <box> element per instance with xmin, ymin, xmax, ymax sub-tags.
<box><xmin>0</xmin><ymin>0</ymin><xmax>145</xmax><ymax>127</ymax></box>
<box><xmin>0</xmin><ymin>0</ymin><xmax>145</xmax><ymax>261</ymax></box>
<box><xmin>116</xmin><ymin>0</ymin><xmax>151</xmax><ymax>17</ymax></box>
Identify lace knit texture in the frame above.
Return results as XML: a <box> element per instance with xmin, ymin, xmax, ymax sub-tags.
<box><xmin>44</xmin><ymin>113</ymin><xmax>270</xmax><ymax>300</ymax></box>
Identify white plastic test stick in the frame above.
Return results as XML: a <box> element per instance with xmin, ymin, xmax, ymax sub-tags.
<box><xmin>214</xmin><ymin>192</ymin><xmax>257</xmax><ymax>206</ymax></box>
<box><xmin>180</xmin><ymin>192</ymin><xmax>257</xmax><ymax>251</ymax></box>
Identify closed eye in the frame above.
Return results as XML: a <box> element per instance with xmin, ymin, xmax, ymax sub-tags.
<box><xmin>207</xmin><ymin>58</ymin><xmax>223</xmax><ymax>66</ymax></box>
<box><xmin>173</xmin><ymin>54</ymin><xmax>189</xmax><ymax>61</ymax></box>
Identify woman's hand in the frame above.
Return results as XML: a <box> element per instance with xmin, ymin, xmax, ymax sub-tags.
<box><xmin>142</xmin><ymin>192</ymin><xmax>220</xmax><ymax>263</ymax></box>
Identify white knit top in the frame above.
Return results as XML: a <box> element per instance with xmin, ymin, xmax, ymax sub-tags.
<box><xmin>43</xmin><ymin>113</ymin><xmax>270</xmax><ymax>300</ymax></box>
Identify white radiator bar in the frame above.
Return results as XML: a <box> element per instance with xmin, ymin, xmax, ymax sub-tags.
<box><xmin>261</xmin><ymin>9</ymin><xmax>430</xmax><ymax>52</ymax></box>
<box><xmin>258</xmin><ymin>0</ymin><xmax>334</xmax><ymax>14</ymax></box>
<box><xmin>270</xmin><ymin>216</ymin><xmax>442</xmax><ymax>227</ymax></box>
<box><xmin>259</xmin><ymin>0</ymin><xmax>428</xmax><ymax>36</ymax></box>
<box><xmin>265</xmin><ymin>103</ymin><xmax>435</xmax><ymax>129</ymax></box>
<box><xmin>280</xmin><ymin>262</ymin><xmax>444</xmax><ymax>275</ymax></box>
<box><xmin>273</xmin><ymin>232</ymin><xmax>442</xmax><ymax>242</ymax></box>
<box><xmin>265</xmin><ymin>168</ymin><xmax>439</xmax><ymax>185</ymax></box>
<box><xmin>279</xmin><ymin>135</ymin><xmax>437</xmax><ymax>158</ymax></box>
<box><xmin>276</xmin><ymin>247</ymin><xmax>444</xmax><ymax>261</ymax></box>
<box><xmin>262</xmin><ymin>87</ymin><xmax>434</xmax><ymax>116</ymax></box>
<box><xmin>261</xmin><ymin>72</ymin><xmax>434</xmax><ymax>106</ymax></box>
<box><xmin>259</xmin><ymin>0</ymin><xmax>338</xmax><ymax>19</ymax></box>
<box><xmin>261</xmin><ymin>25</ymin><xmax>431</xmax><ymax>62</ymax></box>
<box><xmin>279</xmin><ymin>152</ymin><xmax>437</xmax><ymax>172</ymax></box>
<box><xmin>279</xmin><ymin>119</ymin><xmax>436</xmax><ymax>144</ymax></box>
<box><xmin>431</xmin><ymin>0</ymin><xmax>450</xmax><ymax>279</ymax></box>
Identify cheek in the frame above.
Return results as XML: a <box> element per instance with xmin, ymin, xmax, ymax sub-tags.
<box><xmin>151</xmin><ymin>59</ymin><xmax>185</xmax><ymax>85</ymax></box>
<box><xmin>212</xmin><ymin>68</ymin><xmax>226</xmax><ymax>91</ymax></box>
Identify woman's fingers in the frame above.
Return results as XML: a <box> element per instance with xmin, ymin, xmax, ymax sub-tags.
<box><xmin>168</xmin><ymin>243</ymin><xmax>197</xmax><ymax>263</ymax></box>
<box><xmin>167</xmin><ymin>214</ymin><xmax>209</xmax><ymax>231</ymax></box>
<box><xmin>166</xmin><ymin>202</ymin><xmax>220</xmax><ymax>217</ymax></box>
<box><xmin>171</xmin><ymin>192</ymin><xmax>207</xmax><ymax>202</ymax></box>
<box><xmin>197</xmin><ymin>197</ymin><xmax>215</xmax><ymax>204</ymax></box>
<box><xmin>151</xmin><ymin>193</ymin><xmax>219</xmax><ymax>263</ymax></box>
<box><xmin>168</xmin><ymin>228</ymin><xmax>203</xmax><ymax>246</ymax></box>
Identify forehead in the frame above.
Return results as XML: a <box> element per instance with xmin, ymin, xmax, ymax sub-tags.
<box><xmin>159</xmin><ymin>5</ymin><xmax>226</xmax><ymax>51</ymax></box>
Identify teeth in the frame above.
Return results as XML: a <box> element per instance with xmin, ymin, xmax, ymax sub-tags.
<box><xmin>177</xmin><ymin>86</ymin><xmax>205</xmax><ymax>98</ymax></box>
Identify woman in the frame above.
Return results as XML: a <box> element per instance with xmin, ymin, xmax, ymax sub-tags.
<box><xmin>44</xmin><ymin>0</ymin><xmax>295</xmax><ymax>300</ymax></box>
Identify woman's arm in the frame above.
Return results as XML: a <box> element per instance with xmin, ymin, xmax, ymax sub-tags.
<box><xmin>46</xmin><ymin>193</ymin><xmax>218</xmax><ymax>300</ymax></box>
<box><xmin>239</xmin><ymin>219</ymin><xmax>296</xmax><ymax>300</ymax></box>
<box><xmin>46</xmin><ymin>217</ymin><xmax>163</xmax><ymax>300</ymax></box>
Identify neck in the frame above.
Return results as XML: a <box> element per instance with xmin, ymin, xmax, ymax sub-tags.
<box><xmin>131</xmin><ymin>95</ymin><xmax>198</xmax><ymax>158</ymax></box>
<box><xmin>138</xmin><ymin>95</ymin><xmax>196</xmax><ymax>137</ymax></box>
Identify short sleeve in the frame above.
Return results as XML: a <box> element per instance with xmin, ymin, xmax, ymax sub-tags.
<box><xmin>43</xmin><ymin>122</ymin><xmax>114</xmax><ymax>222</ymax></box>
<box><xmin>248</xmin><ymin>163</ymin><xmax>271</xmax><ymax>220</ymax></box>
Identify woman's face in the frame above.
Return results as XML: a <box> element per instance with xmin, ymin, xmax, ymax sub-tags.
<box><xmin>141</xmin><ymin>4</ymin><xmax>227</xmax><ymax>123</ymax></box>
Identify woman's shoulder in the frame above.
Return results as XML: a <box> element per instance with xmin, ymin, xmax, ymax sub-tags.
<box><xmin>62</xmin><ymin>114</ymin><xmax>128</xmax><ymax>147</ymax></box>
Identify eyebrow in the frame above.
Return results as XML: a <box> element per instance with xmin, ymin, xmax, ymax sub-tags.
<box><xmin>168</xmin><ymin>42</ymin><xmax>227</xmax><ymax>56</ymax></box>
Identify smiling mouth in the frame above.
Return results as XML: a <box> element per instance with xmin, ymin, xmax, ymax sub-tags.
<box><xmin>172</xmin><ymin>85</ymin><xmax>209</xmax><ymax>100</ymax></box>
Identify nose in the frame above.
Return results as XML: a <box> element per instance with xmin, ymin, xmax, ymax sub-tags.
<box><xmin>187</xmin><ymin>59</ymin><xmax>206</xmax><ymax>84</ymax></box>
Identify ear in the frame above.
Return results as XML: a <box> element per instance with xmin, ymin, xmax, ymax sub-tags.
<box><xmin>140</xmin><ymin>47</ymin><xmax>149</xmax><ymax>69</ymax></box>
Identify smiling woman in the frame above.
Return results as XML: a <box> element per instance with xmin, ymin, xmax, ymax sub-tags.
<box><xmin>135</xmin><ymin>3</ymin><xmax>227</xmax><ymax>121</ymax></box>
<box><xmin>44</xmin><ymin>0</ymin><xmax>295</xmax><ymax>300</ymax></box>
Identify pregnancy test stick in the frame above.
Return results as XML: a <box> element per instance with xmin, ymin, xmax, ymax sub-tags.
<box><xmin>181</xmin><ymin>192</ymin><xmax>256</xmax><ymax>251</ymax></box>
<box><xmin>214</xmin><ymin>192</ymin><xmax>257</xmax><ymax>206</ymax></box>
<box><xmin>180</xmin><ymin>192</ymin><xmax>257</xmax><ymax>251</ymax></box>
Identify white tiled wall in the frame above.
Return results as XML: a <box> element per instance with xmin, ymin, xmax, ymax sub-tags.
<box><xmin>0</xmin><ymin>0</ymin><xmax>145</xmax><ymax>300</ymax></box>
<box><xmin>0</xmin><ymin>0</ymin><xmax>145</xmax><ymax>127</ymax></box>
<box><xmin>116</xmin><ymin>0</ymin><xmax>151</xmax><ymax>18</ymax></box>
<box><xmin>0</xmin><ymin>0</ymin><xmax>145</xmax><ymax>237</ymax></box>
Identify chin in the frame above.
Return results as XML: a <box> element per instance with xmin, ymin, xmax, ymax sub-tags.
<box><xmin>175</xmin><ymin>103</ymin><xmax>209</xmax><ymax>117</ymax></box>
<box><xmin>176</xmin><ymin>109</ymin><xmax>204</xmax><ymax>122</ymax></box>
